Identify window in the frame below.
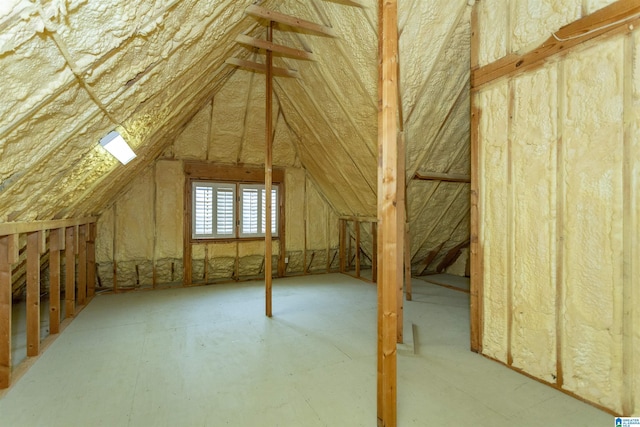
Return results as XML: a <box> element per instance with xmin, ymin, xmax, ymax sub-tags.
<box><xmin>192</xmin><ymin>181</ymin><xmax>278</xmax><ymax>240</ymax></box>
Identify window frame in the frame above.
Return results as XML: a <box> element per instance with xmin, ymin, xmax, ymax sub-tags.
<box><xmin>185</xmin><ymin>164</ymin><xmax>284</xmax><ymax>243</ymax></box>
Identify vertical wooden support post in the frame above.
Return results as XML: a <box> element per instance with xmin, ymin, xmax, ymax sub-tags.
<box><xmin>339</xmin><ymin>219</ymin><xmax>347</xmax><ymax>273</ymax></box>
<box><xmin>469</xmin><ymin>1</ymin><xmax>483</xmax><ymax>354</ymax></box>
<box><xmin>0</xmin><ymin>235</ymin><xmax>17</xmax><ymax>389</ymax></box>
<box><xmin>26</xmin><ymin>231</ymin><xmax>42</xmax><ymax>357</ymax></box>
<box><xmin>65</xmin><ymin>226</ymin><xmax>76</xmax><ymax>318</ymax></box>
<box><xmin>49</xmin><ymin>228</ymin><xmax>65</xmax><ymax>334</ymax></box>
<box><xmin>87</xmin><ymin>223</ymin><xmax>96</xmax><ymax>298</ymax></box>
<box><xmin>78</xmin><ymin>224</ymin><xmax>87</xmax><ymax>306</ymax></box>
<box><xmin>377</xmin><ymin>0</ymin><xmax>399</xmax><ymax>423</ymax></box>
<box><xmin>265</xmin><ymin>20</ymin><xmax>274</xmax><ymax>318</ymax></box>
<box><xmin>371</xmin><ymin>222</ymin><xmax>377</xmax><ymax>282</ymax></box>
<box><xmin>355</xmin><ymin>221</ymin><xmax>361</xmax><ymax>278</ymax></box>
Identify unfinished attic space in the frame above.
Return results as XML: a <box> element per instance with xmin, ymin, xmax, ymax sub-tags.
<box><xmin>0</xmin><ymin>0</ymin><xmax>638</xmax><ymax>424</ymax></box>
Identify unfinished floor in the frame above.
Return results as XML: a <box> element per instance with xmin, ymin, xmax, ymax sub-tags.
<box><xmin>0</xmin><ymin>274</ymin><xmax>611</xmax><ymax>426</ymax></box>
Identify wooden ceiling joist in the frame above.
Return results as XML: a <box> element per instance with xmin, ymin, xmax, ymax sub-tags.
<box><xmin>225</xmin><ymin>58</ymin><xmax>300</xmax><ymax>78</ymax></box>
<box><xmin>235</xmin><ymin>34</ymin><xmax>316</xmax><ymax>61</ymax></box>
<box><xmin>245</xmin><ymin>5</ymin><xmax>337</xmax><ymax>37</ymax></box>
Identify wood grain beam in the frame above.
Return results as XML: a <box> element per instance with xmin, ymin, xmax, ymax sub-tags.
<box><xmin>378</xmin><ymin>0</ymin><xmax>399</xmax><ymax>423</ymax></box>
<box><xmin>413</xmin><ymin>171</ymin><xmax>471</xmax><ymax>183</ymax></box>
<box><xmin>26</xmin><ymin>231</ymin><xmax>41</xmax><ymax>357</ymax></box>
<box><xmin>246</xmin><ymin>5</ymin><xmax>337</xmax><ymax>37</ymax></box>
<box><xmin>65</xmin><ymin>226</ymin><xmax>76</xmax><ymax>318</ymax></box>
<box><xmin>0</xmin><ymin>236</ymin><xmax>12</xmax><ymax>389</ymax></box>
<box><xmin>235</xmin><ymin>34</ymin><xmax>316</xmax><ymax>60</ymax></box>
<box><xmin>0</xmin><ymin>217</ymin><xmax>96</xmax><ymax>236</ymax></box>
<box><xmin>472</xmin><ymin>0</ymin><xmax>640</xmax><ymax>90</ymax></box>
<box><xmin>320</xmin><ymin>0</ymin><xmax>367</xmax><ymax>7</ymax></box>
<box><xmin>470</xmin><ymin>1</ymin><xmax>483</xmax><ymax>353</ymax></box>
<box><xmin>225</xmin><ymin>57</ymin><xmax>300</xmax><ymax>78</ymax></box>
<box><xmin>49</xmin><ymin>228</ymin><xmax>64</xmax><ymax>335</ymax></box>
<box><xmin>265</xmin><ymin>21</ymin><xmax>274</xmax><ymax>318</ymax></box>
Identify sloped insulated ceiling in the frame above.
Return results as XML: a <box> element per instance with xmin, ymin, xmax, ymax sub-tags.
<box><xmin>0</xmin><ymin>0</ymin><xmax>471</xmax><ymax>270</ymax></box>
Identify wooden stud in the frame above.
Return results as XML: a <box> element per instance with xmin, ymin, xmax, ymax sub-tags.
<box><xmin>49</xmin><ymin>228</ymin><xmax>64</xmax><ymax>334</ymax></box>
<box><xmin>265</xmin><ymin>20</ymin><xmax>274</xmax><ymax>318</ymax></box>
<box><xmin>622</xmin><ymin>32</ymin><xmax>634</xmax><ymax>416</ymax></box>
<box><xmin>555</xmin><ymin>60</ymin><xmax>566</xmax><ymax>386</ymax></box>
<box><xmin>183</xmin><ymin>176</ymin><xmax>193</xmax><ymax>287</ymax></box>
<box><xmin>235</xmin><ymin>34</ymin><xmax>316</xmax><ymax>61</ymax></box>
<box><xmin>469</xmin><ymin>1</ymin><xmax>483</xmax><ymax>353</ymax></box>
<box><xmin>0</xmin><ymin>236</ymin><xmax>13</xmax><ymax>388</ymax></box>
<box><xmin>339</xmin><ymin>219</ymin><xmax>347</xmax><ymax>273</ymax></box>
<box><xmin>225</xmin><ymin>58</ymin><xmax>301</xmax><ymax>79</ymax></box>
<box><xmin>87</xmin><ymin>223</ymin><xmax>96</xmax><ymax>298</ymax></box>
<box><xmin>404</xmin><ymin>224</ymin><xmax>411</xmax><ymax>300</ymax></box>
<box><xmin>278</xmin><ymin>185</ymin><xmax>286</xmax><ymax>277</ymax></box>
<box><xmin>303</xmin><ymin>174</ymin><xmax>308</xmax><ymax>275</ymax></box>
<box><xmin>413</xmin><ymin>171</ymin><xmax>471</xmax><ymax>183</ymax></box>
<box><xmin>65</xmin><ymin>226</ymin><xmax>76</xmax><ymax>318</ymax></box>
<box><xmin>26</xmin><ymin>231</ymin><xmax>41</xmax><ymax>357</ymax></box>
<box><xmin>77</xmin><ymin>224</ymin><xmax>87</xmax><ymax>306</ymax></box>
<box><xmin>355</xmin><ymin>221</ymin><xmax>361</xmax><ymax>278</ymax></box>
<box><xmin>326</xmin><ymin>207</ymin><xmax>332</xmax><ymax>273</ymax></box>
<box><xmin>6</xmin><ymin>234</ymin><xmax>19</xmax><ymax>265</ymax></box>
<box><xmin>472</xmin><ymin>0</ymin><xmax>640</xmax><ymax>90</ymax></box>
<box><xmin>506</xmin><ymin>80</ymin><xmax>515</xmax><ymax>366</ymax></box>
<box><xmin>347</xmin><ymin>223</ymin><xmax>352</xmax><ymax>271</ymax></box>
<box><xmin>246</xmin><ymin>4</ymin><xmax>338</xmax><ymax>37</ymax></box>
<box><xmin>377</xmin><ymin>0</ymin><xmax>399</xmax><ymax>423</ymax></box>
<box><xmin>371</xmin><ymin>222</ymin><xmax>377</xmax><ymax>283</ymax></box>
<box><xmin>397</xmin><ymin>132</ymin><xmax>406</xmax><ymax>344</ymax></box>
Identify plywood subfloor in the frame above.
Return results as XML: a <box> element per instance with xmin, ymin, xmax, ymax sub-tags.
<box><xmin>0</xmin><ymin>274</ymin><xmax>610</xmax><ymax>426</ymax></box>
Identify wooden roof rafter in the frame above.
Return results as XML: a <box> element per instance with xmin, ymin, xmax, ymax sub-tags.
<box><xmin>224</xmin><ymin>57</ymin><xmax>301</xmax><ymax>78</ymax></box>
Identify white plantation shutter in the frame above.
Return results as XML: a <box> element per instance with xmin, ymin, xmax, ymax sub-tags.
<box><xmin>192</xmin><ymin>182</ymin><xmax>236</xmax><ymax>238</ymax></box>
<box><xmin>192</xmin><ymin>181</ymin><xmax>278</xmax><ymax>239</ymax></box>
<box><xmin>240</xmin><ymin>184</ymin><xmax>278</xmax><ymax>238</ymax></box>
<box><xmin>242</xmin><ymin>188</ymin><xmax>259</xmax><ymax>235</ymax></box>
<box><xmin>193</xmin><ymin>185</ymin><xmax>213</xmax><ymax>236</ymax></box>
<box><xmin>215</xmin><ymin>187</ymin><xmax>235</xmax><ymax>236</ymax></box>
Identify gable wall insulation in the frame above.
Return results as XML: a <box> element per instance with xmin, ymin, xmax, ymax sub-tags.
<box><xmin>95</xmin><ymin>73</ymin><xmax>340</xmax><ymax>289</ymax></box>
<box><xmin>475</xmin><ymin>0</ymin><xmax>639</xmax><ymax>415</ymax></box>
